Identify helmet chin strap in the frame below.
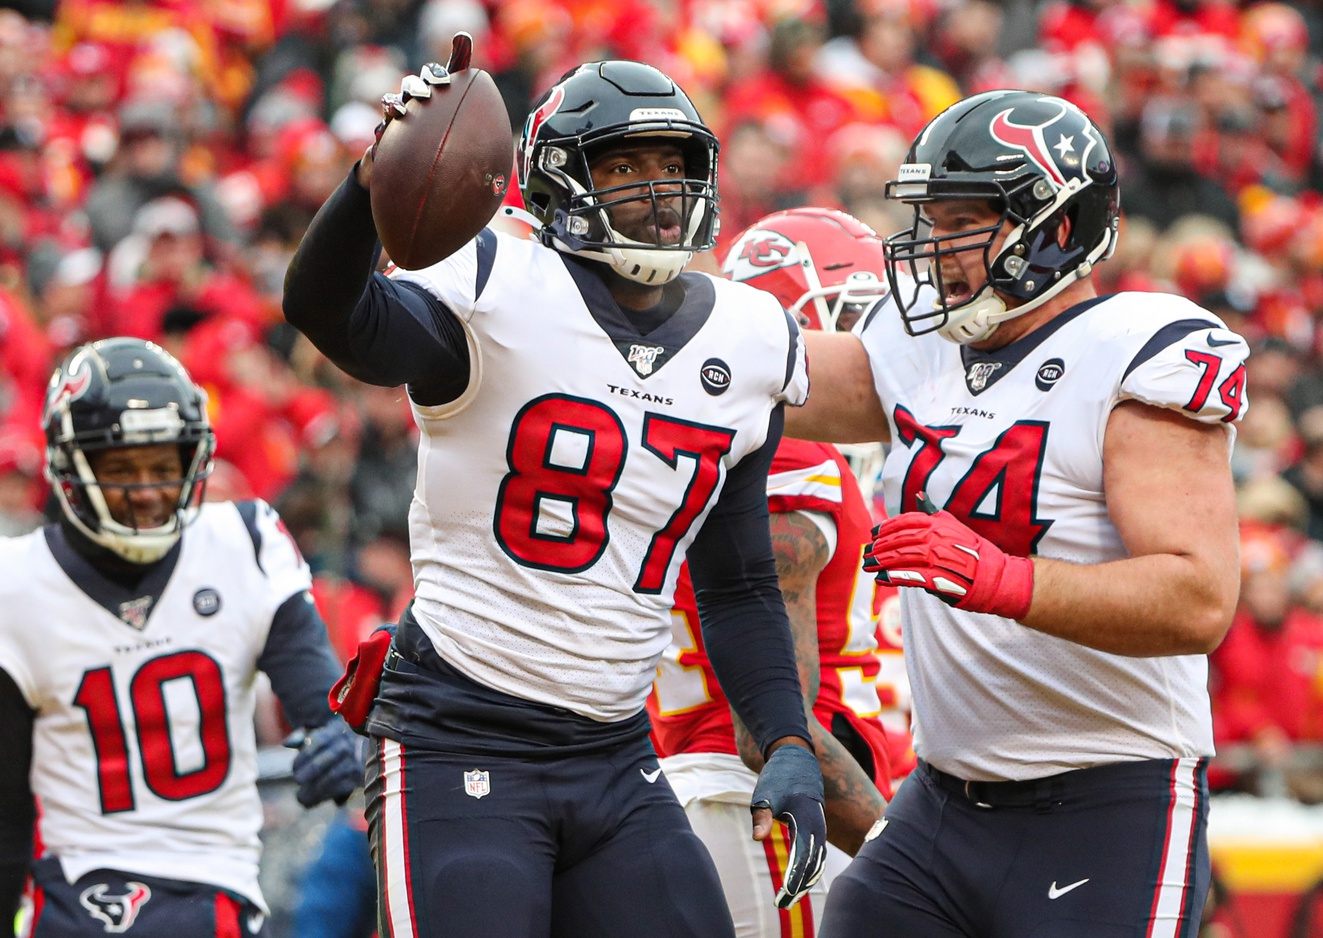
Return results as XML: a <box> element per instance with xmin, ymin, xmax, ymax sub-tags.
<box><xmin>935</xmin><ymin>256</ymin><xmax>1096</xmax><ymax>345</ymax></box>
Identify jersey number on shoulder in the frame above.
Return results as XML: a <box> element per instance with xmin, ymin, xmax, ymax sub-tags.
<box><xmin>893</xmin><ymin>406</ymin><xmax>1052</xmax><ymax>556</ymax></box>
<box><xmin>494</xmin><ymin>394</ymin><xmax>736</xmax><ymax>593</ymax></box>
<box><xmin>1184</xmin><ymin>350</ymin><xmax>1247</xmax><ymax>422</ymax></box>
<box><xmin>74</xmin><ymin>651</ymin><xmax>231</xmax><ymax>814</ymax></box>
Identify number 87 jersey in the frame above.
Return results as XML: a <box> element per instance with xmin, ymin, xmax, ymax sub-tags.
<box><xmin>393</xmin><ymin>230</ymin><xmax>808</xmax><ymax>723</ymax></box>
<box><xmin>857</xmin><ymin>289</ymin><xmax>1248</xmax><ymax>779</ymax></box>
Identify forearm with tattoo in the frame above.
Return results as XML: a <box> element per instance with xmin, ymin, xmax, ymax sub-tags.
<box><xmin>736</xmin><ymin>509</ymin><xmax>887</xmax><ymax>855</ymax></box>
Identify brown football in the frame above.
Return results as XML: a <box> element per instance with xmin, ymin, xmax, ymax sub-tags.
<box><xmin>370</xmin><ymin>61</ymin><xmax>513</xmax><ymax>270</ymax></box>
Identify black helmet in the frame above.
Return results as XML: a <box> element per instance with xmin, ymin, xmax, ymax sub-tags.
<box><xmin>44</xmin><ymin>337</ymin><xmax>215</xmax><ymax>563</ymax></box>
<box><xmin>517</xmin><ymin>60</ymin><xmax>720</xmax><ymax>285</ymax></box>
<box><xmin>883</xmin><ymin>90</ymin><xmax>1120</xmax><ymax>344</ymax></box>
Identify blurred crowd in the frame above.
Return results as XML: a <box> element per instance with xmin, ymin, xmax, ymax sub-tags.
<box><xmin>0</xmin><ymin>0</ymin><xmax>1322</xmax><ymax>818</ymax></box>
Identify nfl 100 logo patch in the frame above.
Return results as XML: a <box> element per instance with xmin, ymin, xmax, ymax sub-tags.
<box><xmin>464</xmin><ymin>768</ymin><xmax>490</xmax><ymax>799</ymax></box>
<box><xmin>627</xmin><ymin>344</ymin><xmax>664</xmax><ymax>376</ymax></box>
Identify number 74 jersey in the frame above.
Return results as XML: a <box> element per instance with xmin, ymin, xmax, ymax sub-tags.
<box><xmin>856</xmin><ymin>290</ymin><xmax>1248</xmax><ymax>779</ymax></box>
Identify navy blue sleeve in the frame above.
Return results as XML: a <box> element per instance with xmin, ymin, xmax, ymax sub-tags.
<box><xmin>257</xmin><ymin>592</ymin><xmax>344</xmax><ymax>732</ymax></box>
<box><xmin>0</xmin><ymin>668</ymin><xmax>34</xmax><ymax>925</ymax></box>
<box><xmin>686</xmin><ymin>405</ymin><xmax>812</xmax><ymax>757</ymax></box>
<box><xmin>282</xmin><ymin>165</ymin><xmax>471</xmax><ymax>406</ymax></box>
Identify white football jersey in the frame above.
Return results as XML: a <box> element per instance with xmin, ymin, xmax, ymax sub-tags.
<box><xmin>390</xmin><ymin>232</ymin><xmax>808</xmax><ymax>720</ymax></box>
<box><xmin>855</xmin><ymin>291</ymin><xmax>1247</xmax><ymax>780</ymax></box>
<box><xmin>0</xmin><ymin>500</ymin><xmax>311</xmax><ymax>909</ymax></box>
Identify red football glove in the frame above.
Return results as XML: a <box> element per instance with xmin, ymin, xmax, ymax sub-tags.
<box><xmin>863</xmin><ymin>494</ymin><xmax>1035</xmax><ymax>620</ymax></box>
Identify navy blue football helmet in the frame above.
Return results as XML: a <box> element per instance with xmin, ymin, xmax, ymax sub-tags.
<box><xmin>44</xmin><ymin>338</ymin><xmax>215</xmax><ymax>563</ymax></box>
<box><xmin>883</xmin><ymin>90</ymin><xmax>1120</xmax><ymax>344</ymax></box>
<box><xmin>517</xmin><ymin>61</ymin><xmax>720</xmax><ymax>285</ymax></box>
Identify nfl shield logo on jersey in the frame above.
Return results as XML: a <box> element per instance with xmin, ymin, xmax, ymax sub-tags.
<box><xmin>117</xmin><ymin>596</ymin><xmax>154</xmax><ymax>631</ymax></box>
<box><xmin>79</xmin><ymin>882</ymin><xmax>151</xmax><ymax>933</ymax></box>
<box><xmin>464</xmin><ymin>768</ymin><xmax>491</xmax><ymax>799</ymax></box>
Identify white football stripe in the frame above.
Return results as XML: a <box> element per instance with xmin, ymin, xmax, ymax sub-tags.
<box><xmin>1146</xmin><ymin>758</ymin><xmax>1200</xmax><ymax>938</ymax></box>
<box><xmin>380</xmin><ymin>739</ymin><xmax>418</xmax><ymax>938</ymax></box>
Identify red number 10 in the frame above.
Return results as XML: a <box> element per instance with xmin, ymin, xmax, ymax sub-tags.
<box><xmin>74</xmin><ymin>650</ymin><xmax>232</xmax><ymax>814</ymax></box>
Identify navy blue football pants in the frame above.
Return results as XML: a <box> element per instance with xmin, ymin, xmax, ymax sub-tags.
<box><xmin>364</xmin><ymin>734</ymin><xmax>736</xmax><ymax>938</ymax></box>
<box><xmin>26</xmin><ymin>859</ymin><xmax>267</xmax><ymax>937</ymax></box>
<box><xmin>821</xmin><ymin>757</ymin><xmax>1210</xmax><ymax>938</ymax></box>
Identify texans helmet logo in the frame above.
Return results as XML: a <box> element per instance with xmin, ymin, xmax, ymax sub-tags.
<box><xmin>989</xmin><ymin>106</ymin><xmax>1067</xmax><ymax>187</ymax></box>
<box><xmin>79</xmin><ymin>882</ymin><xmax>152</xmax><ymax>933</ymax></box>
<box><xmin>44</xmin><ymin>353</ymin><xmax>93</xmax><ymax>422</ymax></box>
<box><xmin>987</xmin><ymin>97</ymin><xmax>1104</xmax><ymax>194</ymax></box>
<box><xmin>521</xmin><ymin>86</ymin><xmax>565</xmax><ymax>184</ymax></box>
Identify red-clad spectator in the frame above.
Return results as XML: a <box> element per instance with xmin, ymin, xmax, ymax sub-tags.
<box><xmin>817</xmin><ymin>0</ymin><xmax>962</xmax><ymax>138</ymax></box>
<box><xmin>931</xmin><ymin>0</ymin><xmax>1014</xmax><ymax>93</ymax></box>
<box><xmin>1211</xmin><ymin>528</ymin><xmax>1323</xmax><ymax>799</ymax></box>
<box><xmin>51</xmin><ymin>0</ymin><xmax>228</xmax><ymax>110</ymax></box>
<box><xmin>723</xmin><ymin>17</ymin><xmax>860</xmax><ymax>189</ymax></box>
<box><xmin>0</xmin><ymin>282</ymin><xmax>53</xmax><ymax>395</ymax></box>
<box><xmin>42</xmin><ymin>42</ymin><xmax>121</xmax><ymax>209</ymax></box>
<box><xmin>1144</xmin><ymin>0</ymin><xmax>1241</xmax><ymax>43</ymax></box>
<box><xmin>180</xmin><ymin>314</ymin><xmax>339</xmax><ymax>501</ymax></box>
<box><xmin>1252</xmin><ymin>73</ymin><xmax>1316</xmax><ymax>183</ymax></box>
<box><xmin>106</xmin><ymin>195</ymin><xmax>267</xmax><ymax>340</ymax></box>
<box><xmin>1040</xmin><ymin>0</ymin><xmax>1119</xmax><ymax>52</ymax></box>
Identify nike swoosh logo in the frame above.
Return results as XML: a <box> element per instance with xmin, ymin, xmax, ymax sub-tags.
<box><xmin>641</xmin><ymin>767</ymin><xmax>662</xmax><ymax>783</ymax></box>
<box><xmin>1207</xmin><ymin>332</ymin><xmax>1239</xmax><ymax>347</ymax></box>
<box><xmin>1048</xmin><ymin>878</ymin><xmax>1089</xmax><ymax>899</ymax></box>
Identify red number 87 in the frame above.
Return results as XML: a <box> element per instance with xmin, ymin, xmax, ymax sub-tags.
<box><xmin>493</xmin><ymin>394</ymin><xmax>736</xmax><ymax>594</ymax></box>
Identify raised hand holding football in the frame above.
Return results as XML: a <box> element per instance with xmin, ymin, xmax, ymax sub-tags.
<box><xmin>368</xmin><ymin>33</ymin><xmax>514</xmax><ymax>270</ymax></box>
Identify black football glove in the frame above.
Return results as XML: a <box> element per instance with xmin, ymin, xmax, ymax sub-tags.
<box><xmin>374</xmin><ymin>32</ymin><xmax>473</xmax><ymax>157</ymax></box>
<box><xmin>750</xmin><ymin>744</ymin><xmax>828</xmax><ymax>910</ymax></box>
<box><xmin>285</xmin><ymin>719</ymin><xmax>362</xmax><ymax>808</ymax></box>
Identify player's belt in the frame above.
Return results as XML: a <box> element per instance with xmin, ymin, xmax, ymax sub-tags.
<box><xmin>918</xmin><ymin>760</ymin><xmax>1066</xmax><ymax>811</ymax></box>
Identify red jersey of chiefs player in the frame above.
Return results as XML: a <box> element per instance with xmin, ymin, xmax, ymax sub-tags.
<box><xmin>648</xmin><ymin>208</ymin><xmax>915</xmax><ymax>938</ymax></box>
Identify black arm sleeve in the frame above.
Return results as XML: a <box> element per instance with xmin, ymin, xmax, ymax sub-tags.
<box><xmin>256</xmin><ymin>592</ymin><xmax>344</xmax><ymax>731</ymax></box>
<box><xmin>687</xmin><ymin>405</ymin><xmax>811</xmax><ymax>758</ymax></box>
<box><xmin>0</xmin><ymin>668</ymin><xmax>34</xmax><ymax>925</ymax></box>
<box><xmin>281</xmin><ymin>165</ymin><xmax>471</xmax><ymax>405</ymax></box>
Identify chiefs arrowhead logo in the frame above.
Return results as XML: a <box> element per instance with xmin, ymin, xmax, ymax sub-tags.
<box><xmin>723</xmin><ymin>229</ymin><xmax>798</xmax><ymax>282</ymax></box>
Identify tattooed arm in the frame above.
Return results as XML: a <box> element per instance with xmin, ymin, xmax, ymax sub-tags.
<box><xmin>733</xmin><ymin>510</ymin><xmax>887</xmax><ymax>856</ymax></box>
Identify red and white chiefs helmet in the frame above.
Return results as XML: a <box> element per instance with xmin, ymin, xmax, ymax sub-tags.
<box><xmin>720</xmin><ymin>207</ymin><xmax>890</xmax><ymax>332</ymax></box>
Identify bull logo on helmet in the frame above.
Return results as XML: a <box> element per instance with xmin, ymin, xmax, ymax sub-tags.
<box><xmin>520</xmin><ymin>85</ymin><xmax>565</xmax><ymax>185</ymax></box>
<box><xmin>43</xmin><ymin>351</ymin><xmax>93</xmax><ymax>423</ymax></box>
<box><xmin>988</xmin><ymin>98</ymin><xmax>1102</xmax><ymax>192</ymax></box>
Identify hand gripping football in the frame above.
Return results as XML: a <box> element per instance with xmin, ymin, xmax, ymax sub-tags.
<box><xmin>370</xmin><ymin>33</ymin><xmax>514</xmax><ymax>269</ymax></box>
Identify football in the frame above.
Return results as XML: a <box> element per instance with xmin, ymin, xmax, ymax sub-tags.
<box><xmin>370</xmin><ymin>35</ymin><xmax>514</xmax><ymax>270</ymax></box>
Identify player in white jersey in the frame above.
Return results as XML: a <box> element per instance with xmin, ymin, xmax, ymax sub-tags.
<box><xmin>282</xmin><ymin>46</ymin><xmax>828</xmax><ymax>938</ymax></box>
<box><xmin>784</xmin><ymin>90</ymin><xmax>1245</xmax><ymax>937</ymax></box>
<box><xmin>0</xmin><ymin>338</ymin><xmax>361</xmax><ymax>937</ymax></box>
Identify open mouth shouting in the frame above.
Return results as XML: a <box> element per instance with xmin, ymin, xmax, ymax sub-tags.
<box><xmin>940</xmin><ymin>269</ymin><xmax>974</xmax><ymax>305</ymax></box>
